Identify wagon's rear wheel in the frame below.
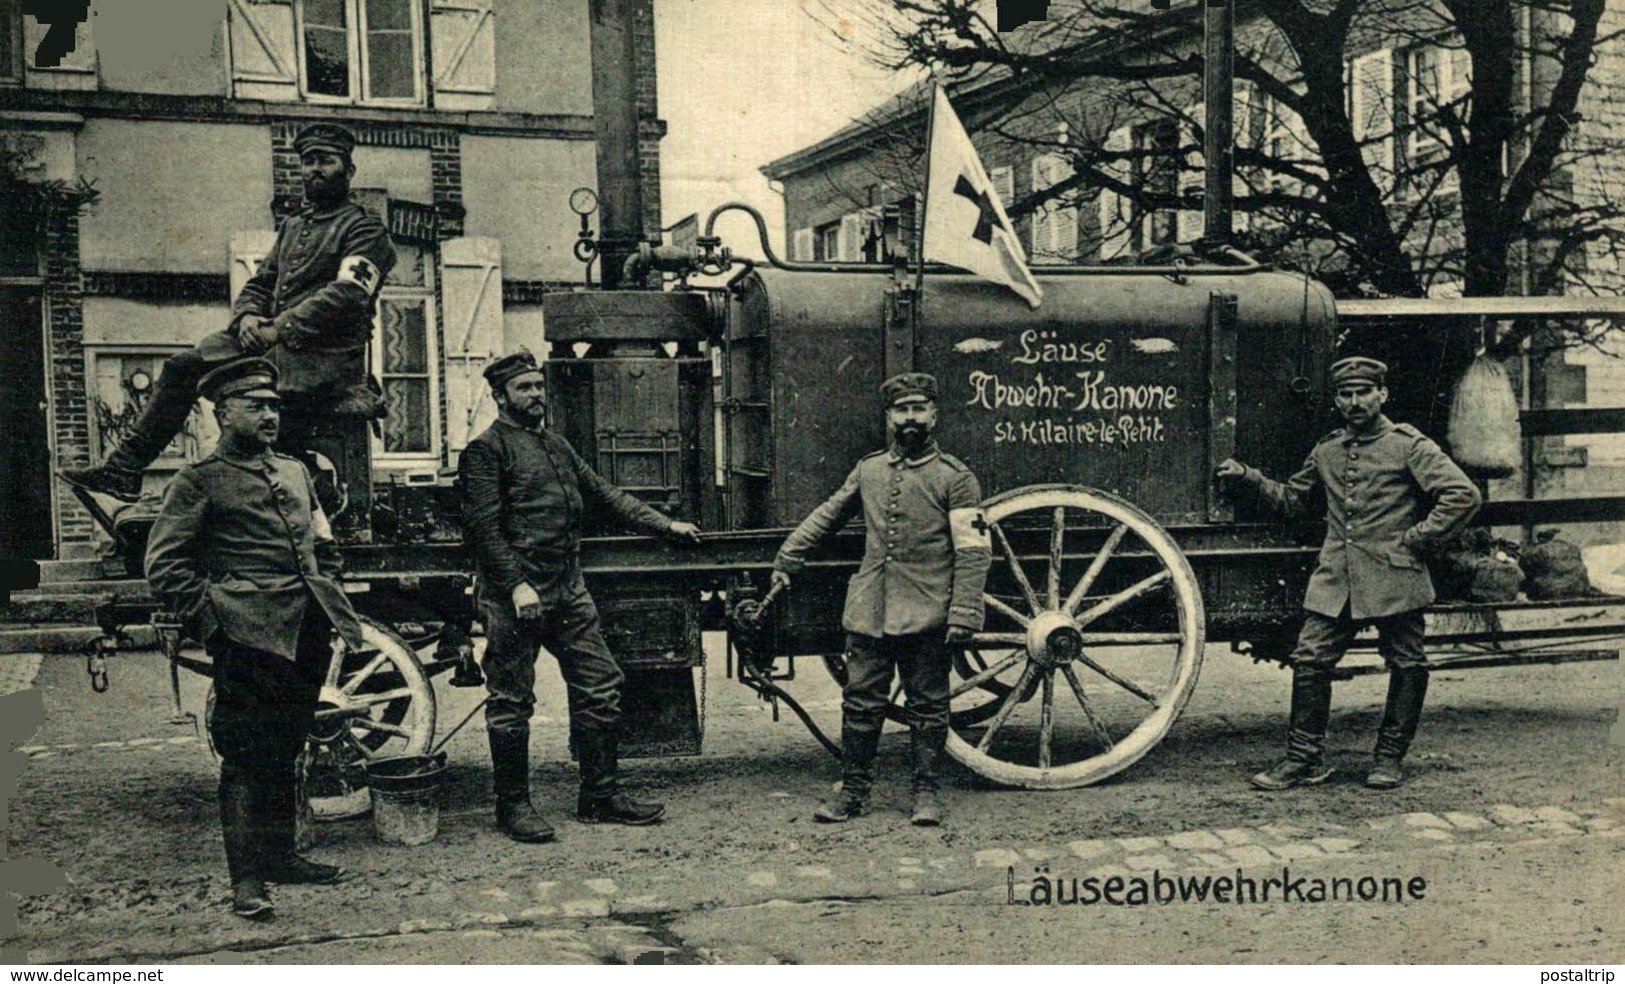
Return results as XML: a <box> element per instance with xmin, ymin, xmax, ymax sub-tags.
<box><xmin>947</xmin><ymin>484</ymin><xmax>1204</xmax><ymax>789</ymax></box>
<box><xmin>309</xmin><ymin>616</ymin><xmax>437</xmax><ymax>760</ymax></box>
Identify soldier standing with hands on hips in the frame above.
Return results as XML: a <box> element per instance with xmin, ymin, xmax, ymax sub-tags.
<box><xmin>61</xmin><ymin>123</ymin><xmax>394</xmax><ymax>501</ymax></box>
<box><xmin>1216</xmin><ymin>356</ymin><xmax>1480</xmax><ymax>792</ymax></box>
<box><xmin>459</xmin><ymin>350</ymin><xmax>704</xmax><ymax>843</ymax></box>
<box><xmin>144</xmin><ymin>357</ymin><xmax>360</xmax><ymax>921</ymax></box>
<box><xmin>773</xmin><ymin>373</ymin><xmax>992</xmax><ymax>826</ymax></box>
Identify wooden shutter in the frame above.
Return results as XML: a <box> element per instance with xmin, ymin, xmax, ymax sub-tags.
<box><xmin>839</xmin><ymin>213</ymin><xmax>864</xmax><ymax>262</ymax></box>
<box><xmin>227</xmin><ymin>0</ymin><xmax>298</xmax><ymax>101</ymax></box>
<box><xmin>431</xmin><ymin>0</ymin><xmax>496</xmax><ymax>111</ymax></box>
<box><xmin>1351</xmin><ymin>49</ymin><xmax>1396</xmax><ymax>193</ymax></box>
<box><xmin>439</xmin><ymin>237</ymin><xmax>504</xmax><ymax>456</ymax></box>
<box><xmin>1098</xmin><ymin>126</ymin><xmax>1132</xmax><ymax>260</ymax></box>
<box><xmin>230</xmin><ymin>230</ymin><xmax>279</xmax><ymax>302</ymax></box>
<box><xmin>990</xmin><ymin>166</ymin><xmax>1014</xmax><ymax>210</ymax></box>
<box><xmin>1178</xmin><ymin>103</ymin><xmax>1204</xmax><ymax>244</ymax></box>
<box><xmin>792</xmin><ymin>227</ymin><xmax>813</xmax><ymax>262</ymax></box>
<box><xmin>1030</xmin><ymin>157</ymin><xmax>1052</xmax><ymax>257</ymax></box>
<box><xmin>23</xmin><ymin>10</ymin><xmax>95</xmax><ymax>90</ymax></box>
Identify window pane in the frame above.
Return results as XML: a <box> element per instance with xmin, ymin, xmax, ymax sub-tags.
<box><xmin>367</xmin><ymin>0</ymin><xmax>412</xmax><ymax>31</ymax></box>
<box><xmin>380</xmin><ymin>301</ymin><xmax>428</xmax><ymax>373</ymax></box>
<box><xmin>305</xmin><ymin>0</ymin><xmax>347</xmax><ymax>28</ymax></box>
<box><xmin>305</xmin><ymin>25</ymin><xmax>350</xmax><ymax>96</ymax></box>
<box><xmin>382</xmin><ymin>379</ymin><xmax>431</xmax><ymax>453</ymax></box>
<box><xmin>367</xmin><ymin>31</ymin><xmax>415</xmax><ymax>99</ymax></box>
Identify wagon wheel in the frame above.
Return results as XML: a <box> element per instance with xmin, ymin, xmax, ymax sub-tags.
<box><xmin>308</xmin><ymin>616</ymin><xmax>437</xmax><ymax>761</ymax></box>
<box><xmin>947</xmin><ymin>484</ymin><xmax>1204</xmax><ymax>789</ymax></box>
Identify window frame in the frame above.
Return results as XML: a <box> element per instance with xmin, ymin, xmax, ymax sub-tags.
<box><xmin>368</xmin><ymin>254</ymin><xmax>441</xmax><ymax>465</ymax></box>
<box><xmin>0</xmin><ymin>0</ymin><xmax>21</xmax><ymax>85</ymax></box>
<box><xmin>295</xmin><ymin>0</ymin><xmax>425</xmax><ymax>108</ymax></box>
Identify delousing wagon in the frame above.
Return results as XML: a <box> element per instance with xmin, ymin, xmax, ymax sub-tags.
<box><xmin>74</xmin><ymin>203</ymin><xmax>1625</xmax><ymax>793</ymax></box>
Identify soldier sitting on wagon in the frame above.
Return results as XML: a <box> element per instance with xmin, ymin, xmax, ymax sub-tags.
<box><xmin>60</xmin><ymin>123</ymin><xmax>395</xmax><ymax>504</ymax></box>
<box><xmin>1216</xmin><ymin>356</ymin><xmax>1481</xmax><ymax>791</ymax></box>
<box><xmin>772</xmin><ymin>373</ymin><xmax>993</xmax><ymax>826</ymax></box>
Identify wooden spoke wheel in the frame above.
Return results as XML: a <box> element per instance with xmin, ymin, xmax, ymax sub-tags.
<box><xmin>308</xmin><ymin>616</ymin><xmax>437</xmax><ymax>761</ymax></box>
<box><xmin>947</xmin><ymin>484</ymin><xmax>1204</xmax><ymax>789</ymax></box>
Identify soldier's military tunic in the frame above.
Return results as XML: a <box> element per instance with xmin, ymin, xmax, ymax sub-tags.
<box><xmin>459</xmin><ymin>415</ymin><xmax>677</xmax><ymax>742</ymax></box>
<box><xmin>230</xmin><ymin>200</ymin><xmax>396</xmax><ymax>400</ymax></box>
<box><xmin>145</xmin><ymin>444</ymin><xmax>363</xmax><ymax>784</ymax></box>
<box><xmin>775</xmin><ymin>442</ymin><xmax>992</xmax><ymax>734</ymax></box>
<box><xmin>1240</xmin><ymin>414</ymin><xmax>1480</xmax><ymax>668</ymax></box>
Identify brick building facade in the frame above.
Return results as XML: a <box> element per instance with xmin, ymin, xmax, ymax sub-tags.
<box><xmin>0</xmin><ymin>0</ymin><xmax>664</xmax><ymax>560</ymax></box>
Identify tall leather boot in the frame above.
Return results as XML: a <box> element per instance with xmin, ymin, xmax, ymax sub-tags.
<box><xmin>1250</xmin><ymin>668</ymin><xmax>1336</xmax><ymax>791</ymax></box>
<box><xmin>1368</xmin><ymin>667</ymin><xmax>1429</xmax><ymax>789</ymax></box>
<box><xmin>909</xmin><ymin>727</ymin><xmax>948</xmax><ymax>826</ymax></box>
<box><xmin>258</xmin><ymin>771</ymin><xmax>346</xmax><ymax>884</ymax></box>
<box><xmin>488</xmin><ymin>727</ymin><xmax>556</xmax><ymax>842</ymax></box>
<box><xmin>575</xmin><ymin>729</ymin><xmax>664</xmax><ymax>825</ymax></box>
<box><xmin>59</xmin><ymin>360</ymin><xmax>202</xmax><ymax>502</ymax></box>
<box><xmin>219</xmin><ymin>771</ymin><xmax>273</xmax><ymax>920</ymax></box>
<box><xmin>815</xmin><ymin>719</ymin><xmax>881</xmax><ymax>822</ymax></box>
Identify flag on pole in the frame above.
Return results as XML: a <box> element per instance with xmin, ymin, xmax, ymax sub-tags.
<box><xmin>921</xmin><ymin>86</ymin><xmax>1043</xmax><ymax>308</ymax></box>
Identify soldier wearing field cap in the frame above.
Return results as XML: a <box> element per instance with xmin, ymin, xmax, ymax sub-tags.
<box><xmin>773</xmin><ymin>372</ymin><xmax>992</xmax><ymax>826</ymax></box>
<box><xmin>1217</xmin><ymin>356</ymin><xmax>1481</xmax><ymax>791</ymax></box>
<box><xmin>61</xmin><ymin>123</ymin><xmax>395</xmax><ymax>502</ymax></box>
<box><xmin>145</xmin><ymin>357</ymin><xmax>362</xmax><ymax>920</ymax></box>
<box><xmin>459</xmin><ymin>349</ymin><xmax>705</xmax><ymax>841</ymax></box>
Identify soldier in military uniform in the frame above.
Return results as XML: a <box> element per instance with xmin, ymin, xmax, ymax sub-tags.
<box><xmin>145</xmin><ymin>358</ymin><xmax>361</xmax><ymax>921</ymax></box>
<box><xmin>62</xmin><ymin>123</ymin><xmax>395</xmax><ymax>502</ymax></box>
<box><xmin>459</xmin><ymin>350</ymin><xmax>704</xmax><ymax>842</ymax></box>
<box><xmin>773</xmin><ymin>372</ymin><xmax>992</xmax><ymax>826</ymax></box>
<box><xmin>1217</xmin><ymin>356</ymin><xmax>1481</xmax><ymax>791</ymax></box>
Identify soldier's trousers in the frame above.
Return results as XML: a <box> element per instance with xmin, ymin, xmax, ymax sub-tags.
<box><xmin>208</xmin><ymin>608</ymin><xmax>330</xmax><ymax>875</ymax></box>
<box><xmin>1289</xmin><ymin>607</ymin><xmax>1427</xmax><ymax>676</ymax></box>
<box><xmin>479</xmin><ymin>576</ymin><xmax>624</xmax><ymax>741</ymax></box>
<box><xmin>842</xmin><ymin>632</ymin><xmax>951</xmax><ymax>796</ymax></box>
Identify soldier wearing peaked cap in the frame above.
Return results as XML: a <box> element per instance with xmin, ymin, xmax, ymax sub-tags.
<box><xmin>1216</xmin><ymin>356</ymin><xmax>1481</xmax><ymax>792</ymax></box>
<box><xmin>459</xmin><ymin>349</ymin><xmax>706</xmax><ymax>841</ymax></box>
<box><xmin>144</xmin><ymin>357</ymin><xmax>362</xmax><ymax>921</ymax></box>
<box><xmin>773</xmin><ymin>372</ymin><xmax>993</xmax><ymax>827</ymax></box>
<box><xmin>61</xmin><ymin>123</ymin><xmax>395</xmax><ymax>503</ymax></box>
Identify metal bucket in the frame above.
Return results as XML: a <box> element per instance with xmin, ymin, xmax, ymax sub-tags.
<box><xmin>366</xmin><ymin>753</ymin><xmax>447</xmax><ymax>846</ymax></box>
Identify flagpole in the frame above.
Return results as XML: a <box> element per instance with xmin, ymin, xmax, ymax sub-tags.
<box><xmin>913</xmin><ymin>83</ymin><xmax>940</xmax><ymax>297</ymax></box>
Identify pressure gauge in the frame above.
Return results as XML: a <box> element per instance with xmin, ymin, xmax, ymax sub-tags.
<box><xmin>569</xmin><ymin>187</ymin><xmax>599</xmax><ymax>216</ymax></box>
<box><xmin>129</xmin><ymin>370</ymin><xmax>152</xmax><ymax>392</ymax></box>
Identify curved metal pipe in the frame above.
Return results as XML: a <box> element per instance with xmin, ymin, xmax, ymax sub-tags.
<box><xmin>702</xmin><ymin>201</ymin><xmax>1269</xmax><ymax>277</ymax></box>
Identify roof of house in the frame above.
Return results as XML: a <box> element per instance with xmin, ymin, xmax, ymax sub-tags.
<box><xmin>759</xmin><ymin>0</ymin><xmax>1215</xmax><ymax>181</ymax></box>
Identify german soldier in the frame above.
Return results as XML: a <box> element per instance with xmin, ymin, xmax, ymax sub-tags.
<box><xmin>1216</xmin><ymin>356</ymin><xmax>1481</xmax><ymax>791</ymax></box>
<box><xmin>144</xmin><ymin>357</ymin><xmax>360</xmax><ymax>920</ymax></box>
<box><xmin>772</xmin><ymin>372</ymin><xmax>992</xmax><ymax>826</ymax></box>
<box><xmin>459</xmin><ymin>350</ymin><xmax>704</xmax><ymax>842</ymax></box>
<box><xmin>62</xmin><ymin>123</ymin><xmax>395</xmax><ymax>502</ymax></box>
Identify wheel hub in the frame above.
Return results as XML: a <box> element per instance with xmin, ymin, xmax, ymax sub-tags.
<box><xmin>310</xmin><ymin>685</ymin><xmax>366</xmax><ymax>742</ymax></box>
<box><xmin>1025</xmin><ymin>611</ymin><xmax>1083</xmax><ymax>667</ymax></box>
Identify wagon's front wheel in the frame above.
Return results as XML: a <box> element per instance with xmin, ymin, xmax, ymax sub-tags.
<box><xmin>946</xmin><ymin>485</ymin><xmax>1204</xmax><ymax>789</ymax></box>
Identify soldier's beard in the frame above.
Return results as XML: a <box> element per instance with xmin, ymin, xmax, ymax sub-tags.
<box><xmin>893</xmin><ymin>424</ymin><xmax>931</xmax><ymax>454</ymax></box>
<box><xmin>502</xmin><ymin>399</ymin><xmax>545</xmax><ymax>428</ymax></box>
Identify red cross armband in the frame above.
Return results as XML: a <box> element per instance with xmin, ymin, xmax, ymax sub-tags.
<box><xmin>950</xmin><ymin>507</ymin><xmax>992</xmax><ymax>551</ymax></box>
<box><xmin>337</xmin><ymin>255</ymin><xmax>383</xmax><ymax>296</ymax></box>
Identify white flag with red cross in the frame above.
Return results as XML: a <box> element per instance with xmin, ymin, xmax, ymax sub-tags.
<box><xmin>922</xmin><ymin>86</ymin><xmax>1043</xmax><ymax>309</ymax></box>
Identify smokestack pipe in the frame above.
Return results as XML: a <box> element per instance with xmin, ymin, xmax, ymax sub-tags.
<box><xmin>588</xmin><ymin>0</ymin><xmax>646</xmax><ymax>290</ymax></box>
<box><xmin>1202</xmin><ymin>0</ymin><xmax>1234</xmax><ymax>249</ymax></box>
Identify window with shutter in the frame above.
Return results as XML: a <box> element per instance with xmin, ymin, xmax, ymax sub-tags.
<box><xmin>439</xmin><ymin>236</ymin><xmax>504</xmax><ymax>459</ymax></box>
<box><xmin>23</xmin><ymin>7</ymin><xmax>95</xmax><ymax>90</ymax></box>
<box><xmin>1098</xmin><ymin>126</ymin><xmax>1132</xmax><ymax>260</ymax></box>
<box><xmin>228</xmin><ymin>0</ymin><xmax>300</xmax><ymax>101</ymax></box>
<box><xmin>792</xmin><ymin>227</ymin><xmax>813</xmax><ymax>262</ymax></box>
<box><xmin>1350</xmin><ymin>48</ymin><xmax>1395</xmax><ymax>193</ymax></box>
<box><xmin>1029</xmin><ymin>154</ymin><xmax>1075</xmax><ymax>263</ymax></box>
<box><xmin>430</xmin><ymin>0</ymin><xmax>495</xmax><ymax>111</ymax></box>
